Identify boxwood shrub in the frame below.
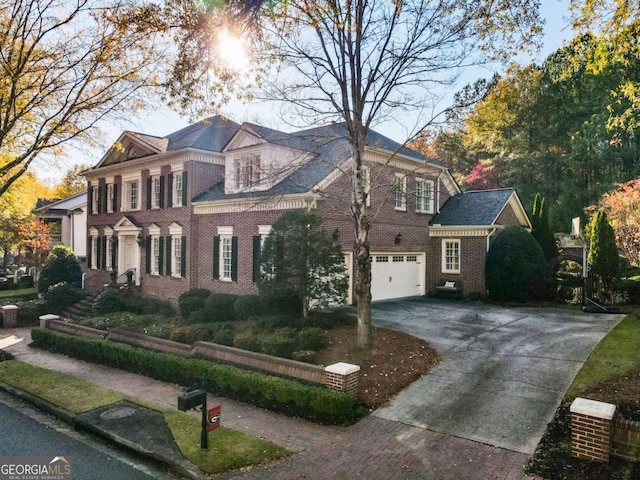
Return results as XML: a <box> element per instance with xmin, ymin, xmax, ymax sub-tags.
<box><xmin>30</xmin><ymin>328</ymin><xmax>366</xmax><ymax>425</ymax></box>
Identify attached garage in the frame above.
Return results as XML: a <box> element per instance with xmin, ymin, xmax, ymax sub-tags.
<box><xmin>370</xmin><ymin>253</ymin><xmax>425</xmax><ymax>301</ymax></box>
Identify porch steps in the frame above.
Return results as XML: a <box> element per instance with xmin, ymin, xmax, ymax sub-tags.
<box><xmin>61</xmin><ymin>293</ymin><xmax>97</xmax><ymax>320</ymax></box>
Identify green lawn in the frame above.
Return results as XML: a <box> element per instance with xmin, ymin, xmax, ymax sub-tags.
<box><xmin>564</xmin><ymin>314</ymin><xmax>640</xmax><ymax>401</ymax></box>
<box><xmin>0</xmin><ymin>360</ymin><xmax>290</xmax><ymax>474</ymax></box>
<box><xmin>0</xmin><ymin>287</ymin><xmax>36</xmax><ymax>299</ymax></box>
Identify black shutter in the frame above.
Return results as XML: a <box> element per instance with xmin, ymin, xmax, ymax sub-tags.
<box><xmin>231</xmin><ymin>236</ymin><xmax>238</xmax><ymax>282</ymax></box>
<box><xmin>101</xmin><ymin>236</ymin><xmax>107</xmax><ymax>269</ymax></box>
<box><xmin>165</xmin><ymin>236</ymin><xmax>172</xmax><ymax>276</ymax></box>
<box><xmin>252</xmin><ymin>236</ymin><xmax>261</xmax><ymax>283</ymax></box>
<box><xmin>87</xmin><ymin>237</ymin><xmax>92</xmax><ymax>268</ymax></box>
<box><xmin>158</xmin><ymin>237</ymin><xmax>164</xmax><ymax>275</ymax></box>
<box><xmin>96</xmin><ymin>186</ymin><xmax>102</xmax><ymax>213</ymax></box>
<box><xmin>167</xmin><ymin>174</ymin><xmax>173</xmax><ymax>207</ymax></box>
<box><xmin>87</xmin><ymin>186</ymin><xmax>93</xmax><ymax>215</ymax></box>
<box><xmin>181</xmin><ymin>171</ymin><xmax>188</xmax><ymax>206</ymax></box>
<box><xmin>112</xmin><ymin>183</ymin><xmax>118</xmax><ymax>212</ymax></box>
<box><xmin>159</xmin><ymin>176</ymin><xmax>165</xmax><ymax>208</ymax></box>
<box><xmin>145</xmin><ymin>236</ymin><xmax>151</xmax><ymax>273</ymax></box>
<box><xmin>111</xmin><ymin>237</ymin><xmax>118</xmax><ymax>270</ymax></box>
<box><xmin>213</xmin><ymin>236</ymin><xmax>220</xmax><ymax>279</ymax></box>
<box><xmin>181</xmin><ymin>236</ymin><xmax>187</xmax><ymax>278</ymax></box>
<box><xmin>100</xmin><ymin>185</ymin><xmax>107</xmax><ymax>213</ymax></box>
<box><xmin>146</xmin><ymin>177</ymin><xmax>152</xmax><ymax>209</ymax></box>
<box><xmin>96</xmin><ymin>237</ymin><xmax>102</xmax><ymax>269</ymax></box>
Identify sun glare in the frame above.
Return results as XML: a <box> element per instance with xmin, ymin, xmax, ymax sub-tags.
<box><xmin>217</xmin><ymin>31</ymin><xmax>249</xmax><ymax>70</ymax></box>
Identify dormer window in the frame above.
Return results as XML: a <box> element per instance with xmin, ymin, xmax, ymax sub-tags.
<box><xmin>235</xmin><ymin>154</ymin><xmax>261</xmax><ymax>189</ymax></box>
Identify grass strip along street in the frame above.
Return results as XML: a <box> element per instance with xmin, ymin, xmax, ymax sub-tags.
<box><xmin>0</xmin><ymin>360</ymin><xmax>290</xmax><ymax>475</ymax></box>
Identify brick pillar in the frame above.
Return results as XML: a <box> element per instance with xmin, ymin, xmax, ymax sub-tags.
<box><xmin>1</xmin><ymin>305</ymin><xmax>18</xmax><ymax>328</ymax></box>
<box><xmin>570</xmin><ymin>397</ymin><xmax>616</xmax><ymax>462</ymax></box>
<box><xmin>324</xmin><ymin>362</ymin><xmax>360</xmax><ymax>396</ymax></box>
<box><xmin>39</xmin><ymin>314</ymin><xmax>60</xmax><ymax>328</ymax></box>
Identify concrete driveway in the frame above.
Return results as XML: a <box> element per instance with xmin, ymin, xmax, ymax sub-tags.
<box><xmin>371</xmin><ymin>298</ymin><xmax>623</xmax><ymax>454</ymax></box>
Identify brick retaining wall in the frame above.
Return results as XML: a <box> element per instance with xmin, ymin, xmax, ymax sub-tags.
<box><xmin>42</xmin><ymin>319</ymin><xmax>347</xmax><ymax>390</ymax></box>
<box><xmin>612</xmin><ymin>417</ymin><xmax>640</xmax><ymax>462</ymax></box>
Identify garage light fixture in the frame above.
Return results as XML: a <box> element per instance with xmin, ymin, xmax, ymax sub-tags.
<box><xmin>394</xmin><ymin>233</ymin><xmax>402</xmax><ymax>245</ymax></box>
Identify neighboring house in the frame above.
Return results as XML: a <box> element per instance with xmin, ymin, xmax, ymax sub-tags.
<box><xmin>83</xmin><ymin>115</ymin><xmax>529</xmax><ymax>303</ymax></box>
<box><xmin>34</xmin><ymin>192</ymin><xmax>88</xmax><ymax>262</ymax></box>
<box><xmin>427</xmin><ymin>189</ymin><xmax>532</xmax><ymax>296</ymax></box>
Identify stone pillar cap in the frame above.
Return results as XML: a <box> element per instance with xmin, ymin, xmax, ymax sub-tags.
<box><xmin>570</xmin><ymin>397</ymin><xmax>616</xmax><ymax>420</ymax></box>
<box><xmin>39</xmin><ymin>314</ymin><xmax>61</xmax><ymax>321</ymax></box>
<box><xmin>325</xmin><ymin>362</ymin><xmax>360</xmax><ymax>375</ymax></box>
<box><xmin>1</xmin><ymin>305</ymin><xmax>18</xmax><ymax>310</ymax></box>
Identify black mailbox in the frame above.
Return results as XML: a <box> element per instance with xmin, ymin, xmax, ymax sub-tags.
<box><xmin>178</xmin><ymin>389</ymin><xmax>206</xmax><ymax>411</ymax></box>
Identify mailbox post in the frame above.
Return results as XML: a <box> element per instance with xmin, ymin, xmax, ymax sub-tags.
<box><xmin>177</xmin><ymin>388</ymin><xmax>208</xmax><ymax>449</ymax></box>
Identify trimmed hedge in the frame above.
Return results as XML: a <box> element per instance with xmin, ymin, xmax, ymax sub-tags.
<box><xmin>30</xmin><ymin>328</ymin><xmax>367</xmax><ymax>425</ymax></box>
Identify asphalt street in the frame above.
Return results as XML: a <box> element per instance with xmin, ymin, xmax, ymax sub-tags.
<box><xmin>0</xmin><ymin>391</ymin><xmax>174</xmax><ymax>480</ymax></box>
<box><xmin>371</xmin><ymin>298</ymin><xmax>623</xmax><ymax>454</ymax></box>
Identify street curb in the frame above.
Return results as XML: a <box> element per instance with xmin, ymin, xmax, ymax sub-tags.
<box><xmin>0</xmin><ymin>381</ymin><xmax>207</xmax><ymax>480</ymax></box>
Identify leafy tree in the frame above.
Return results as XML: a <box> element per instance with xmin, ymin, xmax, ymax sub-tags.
<box><xmin>17</xmin><ymin>217</ymin><xmax>51</xmax><ymax>272</ymax></box>
<box><xmin>122</xmin><ymin>0</ymin><xmax>542</xmax><ymax>347</ymax></box>
<box><xmin>600</xmin><ymin>179</ymin><xmax>640</xmax><ymax>266</ymax></box>
<box><xmin>586</xmin><ymin>210</ymin><xmax>619</xmax><ymax>296</ymax></box>
<box><xmin>569</xmin><ymin>0</ymin><xmax>640</xmax><ymax>132</ymax></box>
<box><xmin>0</xmin><ymin>0</ymin><xmax>161</xmax><ymax>198</ymax></box>
<box><xmin>53</xmin><ymin>164</ymin><xmax>91</xmax><ymax>198</ymax></box>
<box><xmin>485</xmin><ymin>225</ymin><xmax>554</xmax><ymax>302</ymax></box>
<box><xmin>259</xmin><ymin>210</ymin><xmax>348</xmax><ymax>319</ymax></box>
<box><xmin>531</xmin><ymin>193</ymin><xmax>559</xmax><ymax>261</ymax></box>
<box><xmin>37</xmin><ymin>245</ymin><xmax>83</xmax><ymax>294</ymax></box>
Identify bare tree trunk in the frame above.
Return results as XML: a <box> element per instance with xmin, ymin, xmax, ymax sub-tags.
<box><xmin>351</xmin><ymin>128</ymin><xmax>373</xmax><ymax>348</ymax></box>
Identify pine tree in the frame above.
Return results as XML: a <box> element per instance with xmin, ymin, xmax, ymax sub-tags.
<box><xmin>587</xmin><ymin>210</ymin><xmax>619</xmax><ymax>295</ymax></box>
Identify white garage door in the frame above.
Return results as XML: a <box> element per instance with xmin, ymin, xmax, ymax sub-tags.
<box><xmin>370</xmin><ymin>253</ymin><xmax>424</xmax><ymax>301</ymax></box>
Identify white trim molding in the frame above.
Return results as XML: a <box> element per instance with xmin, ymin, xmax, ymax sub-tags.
<box><xmin>193</xmin><ymin>194</ymin><xmax>318</xmax><ymax>215</ymax></box>
<box><xmin>429</xmin><ymin>225</ymin><xmax>504</xmax><ymax>237</ymax></box>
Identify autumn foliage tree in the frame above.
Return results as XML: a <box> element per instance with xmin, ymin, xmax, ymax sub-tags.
<box><xmin>600</xmin><ymin>179</ymin><xmax>640</xmax><ymax>267</ymax></box>
<box><xmin>0</xmin><ymin>0</ymin><xmax>162</xmax><ymax>198</ymax></box>
<box><xmin>17</xmin><ymin>217</ymin><xmax>51</xmax><ymax>272</ymax></box>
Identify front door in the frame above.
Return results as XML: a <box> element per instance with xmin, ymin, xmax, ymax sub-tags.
<box><xmin>119</xmin><ymin>234</ymin><xmax>140</xmax><ymax>284</ymax></box>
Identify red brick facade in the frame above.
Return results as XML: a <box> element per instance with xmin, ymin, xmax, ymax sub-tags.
<box><xmin>84</xmin><ymin>122</ymin><xmax>530</xmax><ymax>304</ymax></box>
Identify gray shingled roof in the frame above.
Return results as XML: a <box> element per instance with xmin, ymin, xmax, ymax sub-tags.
<box><xmin>195</xmin><ymin>122</ymin><xmax>439</xmax><ymax>202</ymax></box>
<box><xmin>166</xmin><ymin>116</ymin><xmax>240</xmax><ymax>152</ymax></box>
<box><xmin>430</xmin><ymin>189</ymin><xmax>516</xmax><ymax>226</ymax></box>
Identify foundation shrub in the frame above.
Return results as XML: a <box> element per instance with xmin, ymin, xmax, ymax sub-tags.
<box><xmin>30</xmin><ymin>328</ymin><xmax>366</xmax><ymax>424</ymax></box>
<box><xmin>169</xmin><ymin>324</ymin><xmax>211</xmax><ymax>344</ymax></box>
<box><xmin>44</xmin><ymin>282</ymin><xmax>83</xmax><ymax>311</ymax></box>
<box><xmin>178</xmin><ymin>289</ymin><xmax>211</xmax><ymax>318</ymax></box>
<box><xmin>233</xmin><ymin>295</ymin><xmax>261</xmax><ymax>320</ymax></box>
<box><xmin>297</xmin><ymin>327</ymin><xmax>327</xmax><ymax>350</ymax></box>
<box><xmin>16</xmin><ymin>299</ymin><xmax>48</xmax><ymax>325</ymax></box>
<box><xmin>233</xmin><ymin>332</ymin><xmax>262</xmax><ymax>352</ymax></box>
<box><xmin>261</xmin><ymin>329</ymin><xmax>297</xmax><ymax>358</ymax></box>
<box><xmin>256</xmin><ymin>314</ymin><xmax>293</xmax><ymax>330</ymax></box>
<box><xmin>206</xmin><ymin>322</ymin><xmax>235</xmax><ymax>346</ymax></box>
<box><xmin>202</xmin><ymin>294</ymin><xmax>238</xmax><ymax>322</ymax></box>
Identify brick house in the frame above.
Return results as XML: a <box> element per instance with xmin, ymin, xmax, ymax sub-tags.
<box><xmin>83</xmin><ymin>116</ymin><xmax>529</xmax><ymax>303</ymax></box>
<box><xmin>427</xmin><ymin>189</ymin><xmax>532</xmax><ymax>297</ymax></box>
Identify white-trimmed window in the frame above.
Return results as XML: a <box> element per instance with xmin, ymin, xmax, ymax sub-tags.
<box><xmin>168</xmin><ymin>222</ymin><xmax>184</xmax><ymax>277</ymax></box>
<box><xmin>216</xmin><ymin>226</ymin><xmax>234</xmax><ymax>281</ymax></box>
<box><xmin>107</xmin><ymin>184</ymin><xmax>115</xmax><ymax>213</ymax></box>
<box><xmin>395</xmin><ymin>173</ymin><xmax>407</xmax><ymax>211</ymax></box>
<box><xmin>152</xmin><ymin>177</ymin><xmax>161</xmax><ymax>209</ymax></box>
<box><xmin>416</xmin><ymin>179</ymin><xmax>435</xmax><ymax>213</ymax></box>
<box><xmin>152</xmin><ymin>237</ymin><xmax>160</xmax><ymax>274</ymax></box>
<box><xmin>173</xmin><ymin>172</ymin><xmax>183</xmax><ymax>207</ymax></box>
<box><xmin>123</xmin><ymin>179</ymin><xmax>139</xmax><ymax>211</ymax></box>
<box><xmin>173</xmin><ymin>236</ymin><xmax>182</xmax><ymax>277</ymax></box>
<box><xmin>235</xmin><ymin>154</ymin><xmax>261</xmax><ymax>189</ymax></box>
<box><xmin>442</xmin><ymin>239</ymin><xmax>461</xmax><ymax>274</ymax></box>
<box><xmin>89</xmin><ymin>227</ymin><xmax>99</xmax><ymax>270</ymax></box>
<box><xmin>91</xmin><ymin>187</ymin><xmax>99</xmax><ymax>214</ymax></box>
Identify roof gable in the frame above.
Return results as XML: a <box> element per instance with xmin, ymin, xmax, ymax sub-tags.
<box><xmin>430</xmin><ymin>188</ymin><xmax>530</xmax><ymax>228</ymax></box>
